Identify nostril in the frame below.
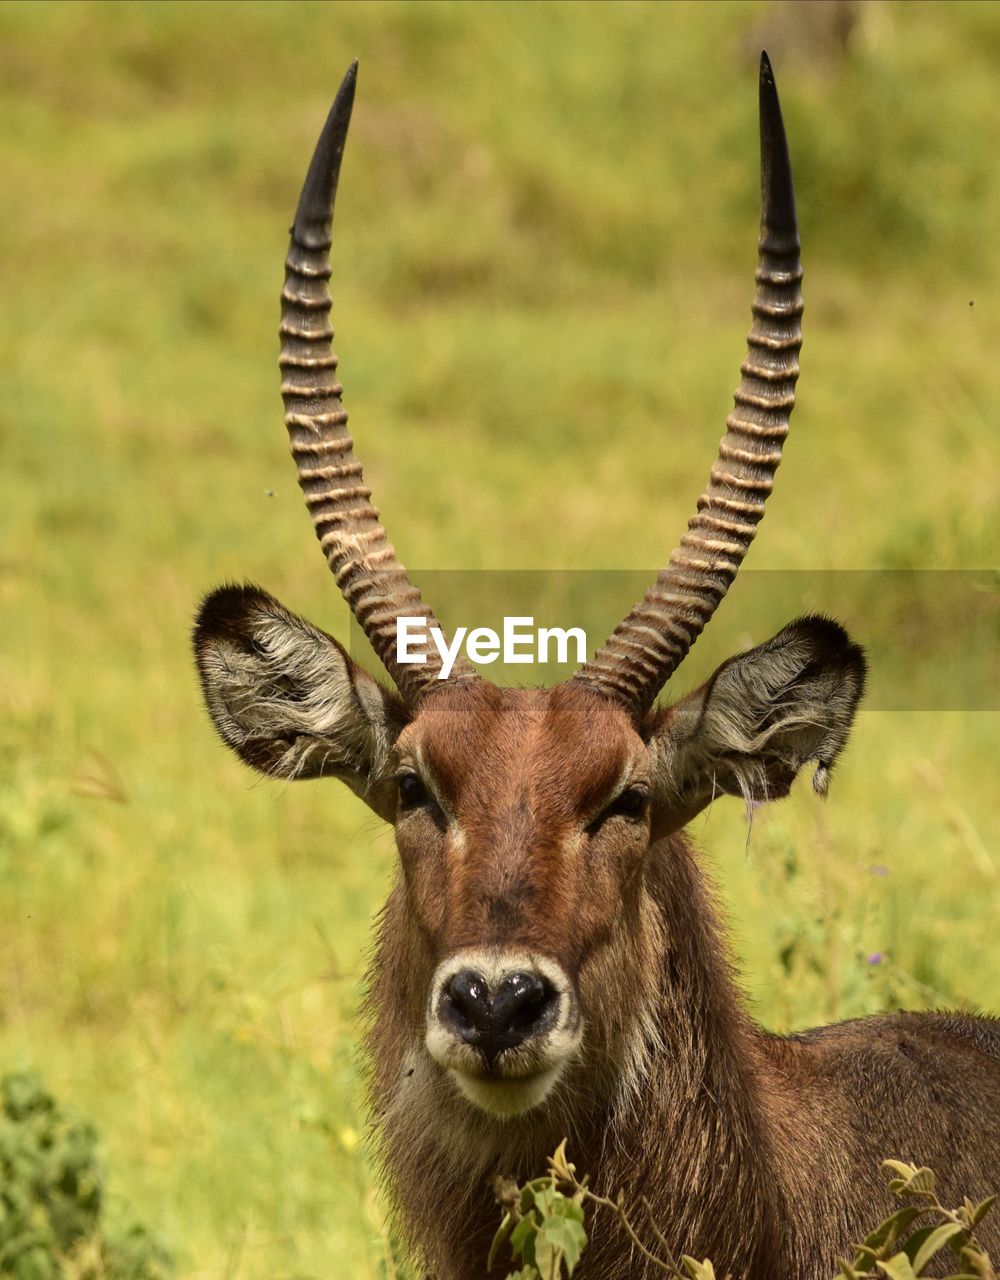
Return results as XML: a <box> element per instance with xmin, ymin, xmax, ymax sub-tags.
<box><xmin>442</xmin><ymin>969</ymin><xmax>490</xmax><ymax>1036</ymax></box>
<box><xmin>492</xmin><ymin>971</ymin><xmax>557</xmax><ymax>1039</ymax></box>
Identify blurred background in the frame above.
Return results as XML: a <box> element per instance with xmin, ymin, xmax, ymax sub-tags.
<box><xmin>1</xmin><ymin>2</ymin><xmax>997</xmax><ymax>1276</ymax></box>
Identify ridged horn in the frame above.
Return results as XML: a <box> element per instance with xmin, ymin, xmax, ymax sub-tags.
<box><xmin>280</xmin><ymin>62</ymin><xmax>475</xmax><ymax>704</ymax></box>
<box><xmin>574</xmin><ymin>52</ymin><xmax>802</xmax><ymax>715</ymax></box>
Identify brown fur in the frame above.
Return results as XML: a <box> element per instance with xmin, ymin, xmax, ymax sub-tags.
<box><xmin>195</xmin><ymin>591</ymin><xmax>999</xmax><ymax>1276</ymax></box>
<box><xmin>359</xmin><ymin>681</ymin><xmax>1000</xmax><ymax>1279</ymax></box>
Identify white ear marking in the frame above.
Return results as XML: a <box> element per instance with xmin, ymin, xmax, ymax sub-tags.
<box><xmin>195</xmin><ymin>586</ymin><xmax>405</xmax><ymax>814</ymax></box>
<box><xmin>649</xmin><ymin>616</ymin><xmax>864</xmax><ymax>827</ymax></box>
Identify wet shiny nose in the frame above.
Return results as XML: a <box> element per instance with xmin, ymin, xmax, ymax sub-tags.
<box><xmin>441</xmin><ymin>969</ymin><xmax>557</xmax><ymax>1064</ymax></box>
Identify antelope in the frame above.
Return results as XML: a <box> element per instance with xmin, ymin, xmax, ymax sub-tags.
<box><xmin>193</xmin><ymin>56</ymin><xmax>1000</xmax><ymax>1279</ymax></box>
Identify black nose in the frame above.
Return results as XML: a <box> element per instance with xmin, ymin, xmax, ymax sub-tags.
<box><xmin>441</xmin><ymin>969</ymin><xmax>558</xmax><ymax>1065</ymax></box>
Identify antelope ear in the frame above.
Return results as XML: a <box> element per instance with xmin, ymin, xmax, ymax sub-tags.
<box><xmin>193</xmin><ymin>584</ymin><xmax>407</xmax><ymax>821</ymax></box>
<box><xmin>647</xmin><ymin>616</ymin><xmax>866</xmax><ymax>834</ymax></box>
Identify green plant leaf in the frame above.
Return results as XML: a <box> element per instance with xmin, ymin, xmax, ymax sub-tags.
<box><xmin>882</xmin><ymin>1163</ymin><xmax>936</xmax><ymax>1198</ymax></box>
<box><xmin>520</xmin><ymin>1180</ymin><xmax>547</xmax><ymax>1216</ymax></box>
<box><xmin>896</xmin><ymin>1226</ymin><xmax>936</xmax><ymax>1264</ymax></box>
<box><xmin>536</xmin><ymin>1214</ymin><xmax>587</xmax><ymax>1277</ymax></box>
<box><xmin>533</xmin><ymin>1186</ymin><xmax>559</xmax><ymax>1217</ymax></box>
<box><xmin>510</xmin><ymin>1214</ymin><xmax>538</xmax><ymax>1266</ymax></box>
<box><xmin>489</xmin><ymin>1212</ymin><xmax>515</xmax><ymax>1272</ymax></box>
<box><xmin>553</xmin><ymin>1199</ymin><xmax>585</xmax><ymax>1226</ymax></box>
<box><xmin>682</xmin><ymin>1258</ymin><xmax>718</xmax><ymax>1279</ymax></box>
<box><xmin>859</xmin><ymin>1206</ymin><xmax>926</xmax><ymax>1252</ymax></box>
<box><xmin>958</xmin><ymin>1245</ymin><xmax>998</xmax><ymax>1279</ymax></box>
<box><xmin>876</xmin><ymin>1254</ymin><xmax>919</xmax><ymax>1280</ymax></box>
<box><xmin>968</xmin><ymin>1195</ymin><xmax>997</xmax><ymax>1228</ymax></box>
<box><xmin>908</xmin><ymin>1224</ymin><xmax>968</xmax><ymax>1272</ymax></box>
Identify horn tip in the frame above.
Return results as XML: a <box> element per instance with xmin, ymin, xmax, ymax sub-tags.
<box><xmin>293</xmin><ymin>61</ymin><xmax>360</xmax><ymax>230</ymax></box>
<box><xmin>757</xmin><ymin>50</ymin><xmax>797</xmax><ymax>237</ymax></box>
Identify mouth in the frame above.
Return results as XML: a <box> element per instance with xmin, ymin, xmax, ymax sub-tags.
<box><xmin>447</xmin><ymin>1062</ymin><xmax>565</xmax><ymax>1117</ymax></box>
<box><xmin>424</xmin><ymin>948</ymin><xmax>583</xmax><ymax>1117</ymax></box>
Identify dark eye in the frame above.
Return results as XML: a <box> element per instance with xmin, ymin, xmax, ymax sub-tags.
<box><xmin>592</xmin><ymin>785</ymin><xmax>650</xmax><ymax>830</ymax></box>
<box><xmin>397</xmin><ymin>771</ymin><xmax>430</xmax><ymax>812</ymax></box>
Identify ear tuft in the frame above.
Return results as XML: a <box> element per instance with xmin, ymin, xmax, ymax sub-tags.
<box><xmin>750</xmin><ymin>613</ymin><xmax>867</xmax><ymax>798</ymax></box>
<box><xmin>194</xmin><ymin>581</ymin><xmax>278</xmax><ymax>649</ymax></box>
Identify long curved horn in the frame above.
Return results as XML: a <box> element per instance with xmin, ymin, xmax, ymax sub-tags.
<box><xmin>574</xmin><ymin>52</ymin><xmax>802</xmax><ymax>715</ymax></box>
<box><xmin>280</xmin><ymin>62</ymin><xmax>475</xmax><ymax>703</ymax></box>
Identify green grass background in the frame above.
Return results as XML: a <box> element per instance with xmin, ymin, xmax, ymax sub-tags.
<box><xmin>0</xmin><ymin>2</ymin><xmax>997</xmax><ymax>1275</ymax></box>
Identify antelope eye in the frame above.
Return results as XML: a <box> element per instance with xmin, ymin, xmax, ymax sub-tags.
<box><xmin>599</xmin><ymin>785</ymin><xmax>650</xmax><ymax>825</ymax></box>
<box><xmin>397</xmin><ymin>771</ymin><xmax>430</xmax><ymax>811</ymax></box>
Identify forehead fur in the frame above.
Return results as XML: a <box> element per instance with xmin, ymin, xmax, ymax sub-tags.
<box><xmin>399</xmin><ymin>681</ymin><xmax>643</xmax><ymax>815</ymax></box>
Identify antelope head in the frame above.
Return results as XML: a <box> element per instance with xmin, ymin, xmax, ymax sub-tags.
<box><xmin>194</xmin><ymin>56</ymin><xmax>865</xmax><ymax>1120</ymax></box>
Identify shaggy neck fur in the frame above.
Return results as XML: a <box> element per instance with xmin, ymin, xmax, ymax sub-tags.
<box><xmin>364</xmin><ymin>832</ymin><xmax>787</xmax><ymax>1279</ymax></box>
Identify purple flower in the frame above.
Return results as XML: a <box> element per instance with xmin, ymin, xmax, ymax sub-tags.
<box><xmin>866</xmin><ymin>952</ymin><xmax>883</xmax><ymax>966</ymax></box>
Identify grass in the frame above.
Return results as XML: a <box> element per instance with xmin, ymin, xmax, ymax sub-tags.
<box><xmin>0</xmin><ymin>2</ymin><xmax>996</xmax><ymax>1276</ymax></box>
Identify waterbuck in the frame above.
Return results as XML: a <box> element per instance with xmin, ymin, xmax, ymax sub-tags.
<box><xmin>193</xmin><ymin>56</ymin><xmax>1000</xmax><ymax>1278</ymax></box>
